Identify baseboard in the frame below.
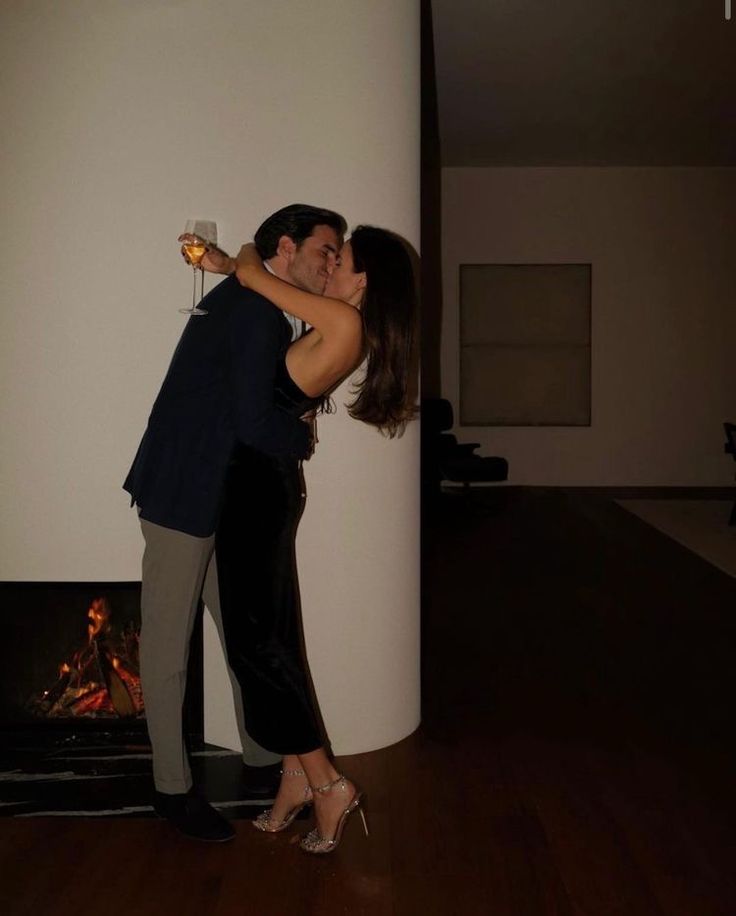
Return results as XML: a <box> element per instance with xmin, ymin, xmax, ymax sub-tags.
<box><xmin>535</xmin><ymin>486</ymin><xmax>736</xmax><ymax>500</ymax></box>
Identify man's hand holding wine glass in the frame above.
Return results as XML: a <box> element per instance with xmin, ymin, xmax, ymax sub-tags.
<box><xmin>178</xmin><ymin>233</ymin><xmax>235</xmax><ymax>276</ymax></box>
<box><xmin>177</xmin><ymin>219</ymin><xmax>219</xmax><ymax>316</ymax></box>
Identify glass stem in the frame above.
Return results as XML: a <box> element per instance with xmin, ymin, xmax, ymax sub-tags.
<box><xmin>200</xmin><ymin>265</ymin><xmax>204</xmax><ymax>303</ymax></box>
<box><xmin>192</xmin><ymin>267</ymin><xmax>198</xmax><ymax>311</ymax></box>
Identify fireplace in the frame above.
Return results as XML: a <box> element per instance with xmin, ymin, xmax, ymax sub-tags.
<box><xmin>0</xmin><ymin>584</ymin><xmax>277</xmax><ymax>820</ymax></box>
<box><xmin>0</xmin><ymin>582</ymin><xmax>203</xmax><ymax>744</ymax></box>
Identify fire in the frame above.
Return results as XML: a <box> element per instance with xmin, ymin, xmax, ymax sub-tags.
<box><xmin>30</xmin><ymin>597</ymin><xmax>144</xmax><ymax>719</ymax></box>
<box><xmin>87</xmin><ymin>597</ymin><xmax>110</xmax><ymax>641</ymax></box>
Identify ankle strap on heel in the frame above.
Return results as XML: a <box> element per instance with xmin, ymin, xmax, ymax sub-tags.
<box><xmin>311</xmin><ymin>774</ymin><xmax>347</xmax><ymax>795</ymax></box>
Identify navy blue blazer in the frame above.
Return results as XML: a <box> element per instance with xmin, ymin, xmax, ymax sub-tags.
<box><xmin>123</xmin><ymin>275</ymin><xmax>309</xmax><ymax>537</ymax></box>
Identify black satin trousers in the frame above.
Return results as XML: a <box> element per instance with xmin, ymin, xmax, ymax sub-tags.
<box><xmin>215</xmin><ymin>443</ymin><xmax>323</xmax><ymax>755</ymax></box>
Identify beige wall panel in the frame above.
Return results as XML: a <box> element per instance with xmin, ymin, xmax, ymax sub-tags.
<box><xmin>461</xmin><ymin>264</ymin><xmax>591</xmax><ymax>344</ymax></box>
<box><xmin>461</xmin><ymin>345</ymin><xmax>591</xmax><ymax>426</ymax></box>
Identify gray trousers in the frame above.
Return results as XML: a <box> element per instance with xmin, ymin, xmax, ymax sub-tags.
<box><xmin>139</xmin><ymin>517</ymin><xmax>280</xmax><ymax>793</ymax></box>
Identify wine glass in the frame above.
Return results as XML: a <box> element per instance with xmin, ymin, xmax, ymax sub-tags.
<box><xmin>179</xmin><ymin>219</ymin><xmax>218</xmax><ymax>315</ymax></box>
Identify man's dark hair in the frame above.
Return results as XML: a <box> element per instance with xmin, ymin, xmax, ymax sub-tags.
<box><xmin>254</xmin><ymin>203</ymin><xmax>347</xmax><ymax>259</ymax></box>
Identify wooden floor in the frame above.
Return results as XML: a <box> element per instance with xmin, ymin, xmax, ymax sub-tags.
<box><xmin>2</xmin><ymin>488</ymin><xmax>735</xmax><ymax>915</ymax></box>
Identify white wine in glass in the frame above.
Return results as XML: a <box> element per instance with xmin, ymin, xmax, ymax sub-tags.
<box><xmin>179</xmin><ymin>219</ymin><xmax>218</xmax><ymax>315</ymax></box>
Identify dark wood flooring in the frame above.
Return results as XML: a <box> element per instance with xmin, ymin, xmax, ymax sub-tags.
<box><xmin>1</xmin><ymin>488</ymin><xmax>735</xmax><ymax>915</ymax></box>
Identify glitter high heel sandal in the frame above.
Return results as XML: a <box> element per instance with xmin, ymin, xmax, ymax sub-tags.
<box><xmin>299</xmin><ymin>774</ymin><xmax>368</xmax><ymax>854</ymax></box>
<box><xmin>253</xmin><ymin>768</ymin><xmax>313</xmax><ymax>833</ymax></box>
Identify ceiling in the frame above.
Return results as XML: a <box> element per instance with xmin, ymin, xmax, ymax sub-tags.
<box><xmin>431</xmin><ymin>0</ymin><xmax>736</xmax><ymax>166</ymax></box>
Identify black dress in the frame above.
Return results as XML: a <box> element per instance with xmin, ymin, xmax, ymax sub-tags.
<box><xmin>215</xmin><ymin>357</ymin><xmax>324</xmax><ymax>755</ymax></box>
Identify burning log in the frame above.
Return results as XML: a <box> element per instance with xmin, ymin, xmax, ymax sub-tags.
<box><xmin>36</xmin><ymin>664</ymin><xmax>72</xmax><ymax>714</ymax></box>
<box><xmin>122</xmin><ymin>623</ymin><xmax>141</xmax><ymax>677</ymax></box>
<box><xmin>98</xmin><ymin>649</ymin><xmax>136</xmax><ymax>718</ymax></box>
<box><xmin>67</xmin><ymin>685</ymin><xmax>108</xmax><ymax>716</ymax></box>
<box><xmin>123</xmin><ymin>623</ymin><xmax>141</xmax><ymax>679</ymax></box>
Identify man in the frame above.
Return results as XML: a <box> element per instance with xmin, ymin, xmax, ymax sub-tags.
<box><xmin>124</xmin><ymin>204</ymin><xmax>346</xmax><ymax>841</ymax></box>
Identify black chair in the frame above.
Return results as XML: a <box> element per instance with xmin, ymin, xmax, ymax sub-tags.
<box><xmin>421</xmin><ymin>397</ymin><xmax>508</xmax><ymax>494</ymax></box>
<box><xmin>724</xmin><ymin>422</ymin><xmax>736</xmax><ymax>526</ymax></box>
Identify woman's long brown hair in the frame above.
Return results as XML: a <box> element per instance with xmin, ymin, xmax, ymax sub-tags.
<box><xmin>346</xmin><ymin>227</ymin><xmax>417</xmax><ymax>437</ymax></box>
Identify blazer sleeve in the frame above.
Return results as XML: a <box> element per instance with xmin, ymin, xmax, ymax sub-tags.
<box><xmin>227</xmin><ymin>296</ymin><xmax>309</xmax><ymax>457</ymax></box>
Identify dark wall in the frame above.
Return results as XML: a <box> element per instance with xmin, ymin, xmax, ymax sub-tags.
<box><xmin>421</xmin><ymin>0</ymin><xmax>442</xmax><ymax>397</ymax></box>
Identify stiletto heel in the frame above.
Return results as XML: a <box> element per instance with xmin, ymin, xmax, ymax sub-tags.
<box><xmin>253</xmin><ymin>768</ymin><xmax>313</xmax><ymax>833</ymax></box>
<box><xmin>299</xmin><ymin>774</ymin><xmax>367</xmax><ymax>854</ymax></box>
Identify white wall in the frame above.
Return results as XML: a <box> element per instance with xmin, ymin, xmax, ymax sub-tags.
<box><xmin>442</xmin><ymin>167</ymin><xmax>736</xmax><ymax>486</ymax></box>
<box><xmin>0</xmin><ymin>0</ymin><xmax>420</xmax><ymax>755</ymax></box>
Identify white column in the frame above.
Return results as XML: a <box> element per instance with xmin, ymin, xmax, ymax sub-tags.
<box><xmin>0</xmin><ymin>0</ymin><xmax>420</xmax><ymax>754</ymax></box>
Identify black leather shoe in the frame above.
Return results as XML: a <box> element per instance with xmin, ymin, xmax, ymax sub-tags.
<box><xmin>153</xmin><ymin>789</ymin><xmax>235</xmax><ymax>842</ymax></box>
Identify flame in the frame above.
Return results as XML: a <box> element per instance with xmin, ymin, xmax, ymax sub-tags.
<box><xmin>87</xmin><ymin>597</ymin><xmax>111</xmax><ymax>642</ymax></box>
<box><xmin>60</xmin><ymin>662</ymin><xmax>71</xmax><ymax>675</ymax></box>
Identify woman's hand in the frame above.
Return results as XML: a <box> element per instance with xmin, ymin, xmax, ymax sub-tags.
<box><xmin>178</xmin><ymin>233</ymin><xmax>234</xmax><ymax>274</ymax></box>
<box><xmin>300</xmin><ymin>409</ymin><xmax>318</xmax><ymax>459</ymax></box>
<box><xmin>234</xmin><ymin>243</ymin><xmax>263</xmax><ymax>288</ymax></box>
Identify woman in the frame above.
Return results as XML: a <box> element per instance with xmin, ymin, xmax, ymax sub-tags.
<box><xmin>237</xmin><ymin>225</ymin><xmax>415</xmax><ymax>434</ymax></box>
<box><xmin>215</xmin><ymin>226</ymin><xmax>416</xmax><ymax>854</ymax></box>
